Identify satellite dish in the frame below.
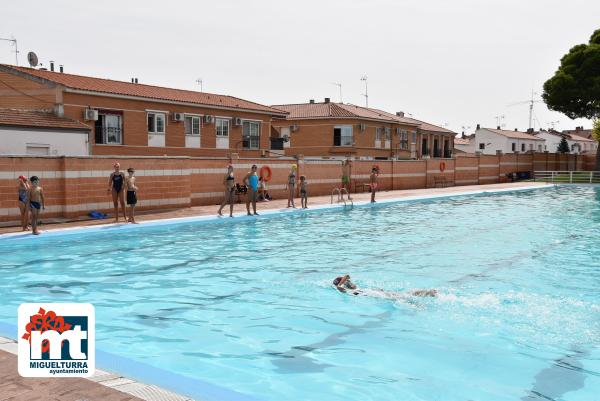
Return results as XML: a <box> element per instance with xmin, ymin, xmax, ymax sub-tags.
<box><xmin>27</xmin><ymin>52</ymin><xmax>38</xmax><ymax>68</ymax></box>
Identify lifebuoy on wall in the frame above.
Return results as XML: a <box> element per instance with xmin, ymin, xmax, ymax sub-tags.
<box><xmin>260</xmin><ymin>165</ymin><xmax>273</xmax><ymax>182</ymax></box>
<box><xmin>439</xmin><ymin>162</ymin><xmax>446</xmax><ymax>173</ymax></box>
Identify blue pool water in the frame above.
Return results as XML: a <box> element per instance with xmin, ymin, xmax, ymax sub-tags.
<box><xmin>1</xmin><ymin>186</ymin><xmax>599</xmax><ymax>401</ymax></box>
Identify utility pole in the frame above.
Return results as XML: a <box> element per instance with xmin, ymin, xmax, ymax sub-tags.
<box><xmin>196</xmin><ymin>78</ymin><xmax>203</xmax><ymax>92</ymax></box>
<box><xmin>331</xmin><ymin>82</ymin><xmax>343</xmax><ymax>103</ymax></box>
<box><xmin>361</xmin><ymin>75</ymin><xmax>368</xmax><ymax>108</ymax></box>
<box><xmin>494</xmin><ymin>114</ymin><xmax>505</xmax><ymax>128</ymax></box>
<box><xmin>0</xmin><ymin>37</ymin><xmax>18</xmax><ymax>65</ymax></box>
<box><xmin>528</xmin><ymin>90</ymin><xmax>537</xmax><ymax>130</ymax></box>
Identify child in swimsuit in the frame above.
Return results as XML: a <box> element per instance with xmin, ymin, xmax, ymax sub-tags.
<box><xmin>287</xmin><ymin>164</ymin><xmax>297</xmax><ymax>208</ymax></box>
<box><xmin>27</xmin><ymin>176</ymin><xmax>45</xmax><ymax>235</ymax></box>
<box><xmin>370</xmin><ymin>166</ymin><xmax>379</xmax><ymax>203</ymax></box>
<box><xmin>300</xmin><ymin>175</ymin><xmax>308</xmax><ymax>209</ymax></box>
<box><xmin>17</xmin><ymin>175</ymin><xmax>30</xmax><ymax>231</ymax></box>
<box><xmin>218</xmin><ymin>165</ymin><xmax>236</xmax><ymax>217</ymax></box>
<box><xmin>126</xmin><ymin>167</ymin><xmax>138</xmax><ymax>224</ymax></box>
<box><xmin>107</xmin><ymin>162</ymin><xmax>127</xmax><ymax>223</ymax></box>
<box><xmin>243</xmin><ymin>165</ymin><xmax>259</xmax><ymax>216</ymax></box>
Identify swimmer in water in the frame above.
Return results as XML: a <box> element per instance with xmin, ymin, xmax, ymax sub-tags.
<box><xmin>332</xmin><ymin>275</ymin><xmax>437</xmax><ymax>298</ymax></box>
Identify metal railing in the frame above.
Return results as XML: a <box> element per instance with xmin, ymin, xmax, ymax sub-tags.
<box><xmin>331</xmin><ymin>188</ymin><xmax>353</xmax><ymax>208</ymax></box>
<box><xmin>534</xmin><ymin>171</ymin><xmax>600</xmax><ymax>184</ymax></box>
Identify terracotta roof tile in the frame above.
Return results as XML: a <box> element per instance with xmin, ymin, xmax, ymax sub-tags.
<box><xmin>1</xmin><ymin>64</ymin><xmax>286</xmax><ymax>116</ymax></box>
<box><xmin>454</xmin><ymin>137</ymin><xmax>471</xmax><ymax>145</ymax></box>
<box><xmin>482</xmin><ymin>128</ymin><xmax>544</xmax><ymax>141</ymax></box>
<box><xmin>0</xmin><ymin>108</ymin><xmax>90</xmax><ymax>130</ymax></box>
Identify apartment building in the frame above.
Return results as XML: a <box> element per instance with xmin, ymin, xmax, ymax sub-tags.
<box><xmin>0</xmin><ymin>64</ymin><xmax>287</xmax><ymax>157</ymax></box>
<box><xmin>270</xmin><ymin>99</ymin><xmax>455</xmax><ymax>159</ymax></box>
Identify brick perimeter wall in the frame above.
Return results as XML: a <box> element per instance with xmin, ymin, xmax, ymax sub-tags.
<box><xmin>0</xmin><ymin>153</ymin><xmax>594</xmax><ymax>223</ymax></box>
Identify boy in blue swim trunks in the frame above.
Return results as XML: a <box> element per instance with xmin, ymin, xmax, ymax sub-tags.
<box><xmin>243</xmin><ymin>165</ymin><xmax>259</xmax><ymax>216</ymax></box>
<box><xmin>27</xmin><ymin>176</ymin><xmax>45</xmax><ymax>235</ymax></box>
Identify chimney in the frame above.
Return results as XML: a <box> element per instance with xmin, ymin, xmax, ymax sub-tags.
<box><xmin>527</xmin><ymin>128</ymin><xmax>534</xmax><ymax>134</ymax></box>
<box><xmin>49</xmin><ymin>61</ymin><xmax>55</xmax><ymax>72</ymax></box>
<box><xmin>514</xmin><ymin>128</ymin><xmax>518</xmax><ymax>131</ymax></box>
<box><xmin>324</xmin><ymin>97</ymin><xmax>330</xmax><ymax>103</ymax></box>
<box><xmin>497</xmin><ymin>126</ymin><xmax>501</xmax><ymax>130</ymax></box>
<box><xmin>135</xmin><ymin>78</ymin><xmax>138</xmax><ymax>84</ymax></box>
<box><xmin>476</xmin><ymin>123</ymin><xmax>480</xmax><ymax>130</ymax></box>
<box><xmin>576</xmin><ymin>126</ymin><xmax>582</xmax><ymax>132</ymax></box>
<box><xmin>131</xmin><ymin>78</ymin><xmax>135</xmax><ymax>83</ymax></box>
<box><xmin>59</xmin><ymin>65</ymin><xmax>63</xmax><ymax>73</ymax></box>
<box><xmin>396</xmin><ymin>111</ymin><xmax>405</xmax><ymax>117</ymax></box>
<box><xmin>309</xmin><ymin>99</ymin><xmax>315</xmax><ymax>104</ymax></box>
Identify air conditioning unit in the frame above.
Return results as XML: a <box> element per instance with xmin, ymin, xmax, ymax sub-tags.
<box><xmin>83</xmin><ymin>108</ymin><xmax>98</xmax><ymax>121</ymax></box>
<box><xmin>233</xmin><ymin>117</ymin><xmax>243</xmax><ymax>126</ymax></box>
<box><xmin>171</xmin><ymin>112</ymin><xmax>184</xmax><ymax>122</ymax></box>
<box><xmin>203</xmin><ymin>115</ymin><xmax>214</xmax><ymax>124</ymax></box>
<box><xmin>290</xmin><ymin>125</ymin><xmax>298</xmax><ymax>132</ymax></box>
<box><xmin>359</xmin><ymin>123</ymin><xmax>366</xmax><ymax>131</ymax></box>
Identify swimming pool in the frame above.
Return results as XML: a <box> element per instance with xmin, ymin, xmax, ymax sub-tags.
<box><xmin>1</xmin><ymin>185</ymin><xmax>599</xmax><ymax>401</ymax></box>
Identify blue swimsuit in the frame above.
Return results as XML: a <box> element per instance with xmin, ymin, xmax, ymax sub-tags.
<box><xmin>18</xmin><ymin>189</ymin><xmax>28</xmax><ymax>204</ymax></box>
<box><xmin>249</xmin><ymin>175</ymin><xmax>259</xmax><ymax>192</ymax></box>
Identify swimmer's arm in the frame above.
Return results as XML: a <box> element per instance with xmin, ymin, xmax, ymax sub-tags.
<box><xmin>242</xmin><ymin>173</ymin><xmax>250</xmax><ymax>186</ymax></box>
<box><xmin>40</xmin><ymin>188</ymin><xmax>45</xmax><ymax>209</ymax></box>
<box><xmin>107</xmin><ymin>173</ymin><xmax>114</xmax><ymax>192</ymax></box>
<box><xmin>336</xmin><ymin>285</ymin><xmax>347</xmax><ymax>293</ymax></box>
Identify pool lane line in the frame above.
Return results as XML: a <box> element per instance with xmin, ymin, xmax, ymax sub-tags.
<box><xmin>0</xmin><ymin>183</ymin><xmax>553</xmax><ymax>241</ymax></box>
<box><xmin>0</xmin><ymin>321</ymin><xmax>263</xmax><ymax>401</ymax></box>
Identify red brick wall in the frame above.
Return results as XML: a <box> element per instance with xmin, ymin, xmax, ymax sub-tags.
<box><xmin>0</xmin><ymin>70</ymin><xmax>58</xmax><ymax>110</ymax></box>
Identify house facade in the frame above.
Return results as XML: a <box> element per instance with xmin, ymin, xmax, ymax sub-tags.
<box><xmin>474</xmin><ymin>126</ymin><xmax>545</xmax><ymax>155</ymax></box>
<box><xmin>535</xmin><ymin>130</ymin><xmax>597</xmax><ymax>154</ymax></box>
<box><xmin>0</xmin><ymin>64</ymin><xmax>287</xmax><ymax>157</ymax></box>
<box><xmin>453</xmin><ymin>135</ymin><xmax>476</xmax><ymax>153</ymax></box>
<box><xmin>0</xmin><ymin>108</ymin><xmax>91</xmax><ymax>156</ymax></box>
<box><xmin>270</xmin><ymin>100</ymin><xmax>455</xmax><ymax>159</ymax></box>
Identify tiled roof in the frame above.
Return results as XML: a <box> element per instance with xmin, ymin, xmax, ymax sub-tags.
<box><xmin>482</xmin><ymin>128</ymin><xmax>544</xmax><ymax>141</ymax></box>
<box><xmin>562</xmin><ymin>128</ymin><xmax>592</xmax><ymax>139</ymax></box>
<box><xmin>569</xmin><ymin>133</ymin><xmax>596</xmax><ymax>142</ymax></box>
<box><xmin>0</xmin><ymin>108</ymin><xmax>90</xmax><ymax>130</ymax></box>
<box><xmin>454</xmin><ymin>137</ymin><xmax>471</xmax><ymax>145</ymax></box>
<box><xmin>0</xmin><ymin>64</ymin><xmax>286</xmax><ymax>116</ymax></box>
<box><xmin>402</xmin><ymin>117</ymin><xmax>457</xmax><ymax>134</ymax></box>
<box><xmin>271</xmin><ymin>102</ymin><xmax>419</xmax><ymax>125</ymax></box>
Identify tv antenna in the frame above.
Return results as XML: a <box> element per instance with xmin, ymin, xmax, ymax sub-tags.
<box><xmin>547</xmin><ymin>120</ymin><xmax>560</xmax><ymax>130</ymax></box>
<box><xmin>360</xmin><ymin>75</ymin><xmax>369</xmax><ymax>107</ymax></box>
<box><xmin>494</xmin><ymin>114</ymin><xmax>506</xmax><ymax>128</ymax></box>
<box><xmin>195</xmin><ymin>78</ymin><xmax>203</xmax><ymax>92</ymax></box>
<box><xmin>331</xmin><ymin>82</ymin><xmax>343</xmax><ymax>103</ymax></box>
<box><xmin>461</xmin><ymin>125</ymin><xmax>471</xmax><ymax>136</ymax></box>
<box><xmin>27</xmin><ymin>51</ymin><xmax>38</xmax><ymax>68</ymax></box>
<box><xmin>507</xmin><ymin>90</ymin><xmax>543</xmax><ymax>130</ymax></box>
<box><xmin>0</xmin><ymin>36</ymin><xmax>19</xmax><ymax>65</ymax></box>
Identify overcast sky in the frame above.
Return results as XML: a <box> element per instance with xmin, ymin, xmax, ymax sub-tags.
<box><xmin>1</xmin><ymin>0</ymin><xmax>599</xmax><ymax>134</ymax></box>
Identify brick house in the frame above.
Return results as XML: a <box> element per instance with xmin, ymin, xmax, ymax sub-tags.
<box><xmin>270</xmin><ymin>99</ymin><xmax>455</xmax><ymax>159</ymax></box>
<box><xmin>0</xmin><ymin>64</ymin><xmax>287</xmax><ymax>157</ymax></box>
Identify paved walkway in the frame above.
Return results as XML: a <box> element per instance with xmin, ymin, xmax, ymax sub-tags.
<box><xmin>0</xmin><ymin>182</ymin><xmax>547</xmax><ymax>236</ymax></box>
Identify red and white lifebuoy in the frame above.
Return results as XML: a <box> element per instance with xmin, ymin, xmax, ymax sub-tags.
<box><xmin>259</xmin><ymin>165</ymin><xmax>273</xmax><ymax>182</ymax></box>
<box><xmin>439</xmin><ymin>162</ymin><xmax>446</xmax><ymax>173</ymax></box>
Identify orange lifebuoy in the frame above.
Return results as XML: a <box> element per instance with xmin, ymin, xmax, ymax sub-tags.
<box><xmin>260</xmin><ymin>165</ymin><xmax>273</xmax><ymax>182</ymax></box>
<box><xmin>439</xmin><ymin>162</ymin><xmax>446</xmax><ymax>173</ymax></box>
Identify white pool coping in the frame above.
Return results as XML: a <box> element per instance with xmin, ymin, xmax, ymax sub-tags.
<box><xmin>0</xmin><ymin>335</ymin><xmax>195</xmax><ymax>401</ymax></box>
<box><xmin>0</xmin><ymin>183</ymin><xmax>553</xmax><ymax>240</ymax></box>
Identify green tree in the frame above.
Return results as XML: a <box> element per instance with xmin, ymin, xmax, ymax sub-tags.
<box><xmin>543</xmin><ymin>29</ymin><xmax>600</xmax><ymax>169</ymax></box>
<box><xmin>557</xmin><ymin>136</ymin><xmax>570</xmax><ymax>153</ymax></box>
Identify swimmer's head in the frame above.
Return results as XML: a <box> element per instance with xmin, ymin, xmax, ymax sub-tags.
<box><xmin>113</xmin><ymin>162</ymin><xmax>121</xmax><ymax>171</ymax></box>
<box><xmin>291</xmin><ymin>164</ymin><xmax>297</xmax><ymax>170</ymax></box>
<box><xmin>227</xmin><ymin>164</ymin><xmax>233</xmax><ymax>171</ymax></box>
<box><xmin>251</xmin><ymin>164</ymin><xmax>257</xmax><ymax>171</ymax></box>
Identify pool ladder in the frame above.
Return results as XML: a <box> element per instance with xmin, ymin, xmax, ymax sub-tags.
<box><xmin>331</xmin><ymin>188</ymin><xmax>353</xmax><ymax>208</ymax></box>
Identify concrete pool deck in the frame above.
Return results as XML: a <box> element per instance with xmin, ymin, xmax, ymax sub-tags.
<box><xmin>0</xmin><ymin>182</ymin><xmax>549</xmax><ymax>236</ymax></box>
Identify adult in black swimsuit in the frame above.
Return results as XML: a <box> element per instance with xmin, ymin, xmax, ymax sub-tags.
<box><xmin>218</xmin><ymin>165</ymin><xmax>236</xmax><ymax>217</ymax></box>
<box><xmin>107</xmin><ymin>162</ymin><xmax>127</xmax><ymax>222</ymax></box>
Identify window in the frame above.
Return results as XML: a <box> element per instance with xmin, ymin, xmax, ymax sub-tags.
<box><xmin>479</xmin><ymin>143</ymin><xmax>485</xmax><ymax>150</ymax></box>
<box><xmin>184</xmin><ymin>116</ymin><xmax>200</xmax><ymax>136</ymax></box>
<box><xmin>384</xmin><ymin>128</ymin><xmax>391</xmax><ymax>141</ymax></box>
<box><xmin>242</xmin><ymin>120</ymin><xmax>260</xmax><ymax>149</ymax></box>
<box><xmin>412</xmin><ymin>131</ymin><xmax>417</xmax><ymax>144</ymax></box>
<box><xmin>333</xmin><ymin>125</ymin><xmax>353</xmax><ymax>146</ymax></box>
<box><xmin>400</xmin><ymin>131</ymin><xmax>409</xmax><ymax>150</ymax></box>
<box><xmin>512</xmin><ymin>143</ymin><xmax>516</xmax><ymax>151</ymax></box>
<box><xmin>375</xmin><ymin>127</ymin><xmax>384</xmax><ymax>141</ymax></box>
<box><xmin>521</xmin><ymin>143</ymin><xmax>525</xmax><ymax>152</ymax></box>
<box><xmin>95</xmin><ymin>112</ymin><xmax>123</xmax><ymax>144</ymax></box>
<box><xmin>529</xmin><ymin>144</ymin><xmax>533</xmax><ymax>151</ymax></box>
<box><xmin>147</xmin><ymin>112</ymin><xmax>165</xmax><ymax>134</ymax></box>
<box><xmin>216</xmin><ymin>118</ymin><xmax>229</xmax><ymax>137</ymax></box>
<box><xmin>26</xmin><ymin>144</ymin><xmax>50</xmax><ymax>155</ymax></box>
<box><xmin>538</xmin><ymin>144</ymin><xmax>542</xmax><ymax>152</ymax></box>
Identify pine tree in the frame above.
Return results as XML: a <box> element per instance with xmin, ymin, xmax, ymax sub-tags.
<box><xmin>557</xmin><ymin>136</ymin><xmax>570</xmax><ymax>153</ymax></box>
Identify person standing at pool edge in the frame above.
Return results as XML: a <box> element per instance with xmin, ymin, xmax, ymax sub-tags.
<box><xmin>107</xmin><ymin>162</ymin><xmax>127</xmax><ymax>223</ymax></box>
<box><xmin>243</xmin><ymin>165</ymin><xmax>259</xmax><ymax>216</ymax></box>
<box><xmin>286</xmin><ymin>164</ymin><xmax>297</xmax><ymax>208</ymax></box>
<box><xmin>300</xmin><ymin>175</ymin><xmax>308</xmax><ymax>209</ymax></box>
<box><xmin>27</xmin><ymin>176</ymin><xmax>45</xmax><ymax>235</ymax></box>
<box><xmin>126</xmin><ymin>167</ymin><xmax>138</xmax><ymax>224</ymax></box>
<box><xmin>218</xmin><ymin>164</ymin><xmax>236</xmax><ymax>217</ymax></box>
<box><xmin>370</xmin><ymin>166</ymin><xmax>379</xmax><ymax>203</ymax></box>
<box><xmin>17</xmin><ymin>175</ymin><xmax>30</xmax><ymax>231</ymax></box>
